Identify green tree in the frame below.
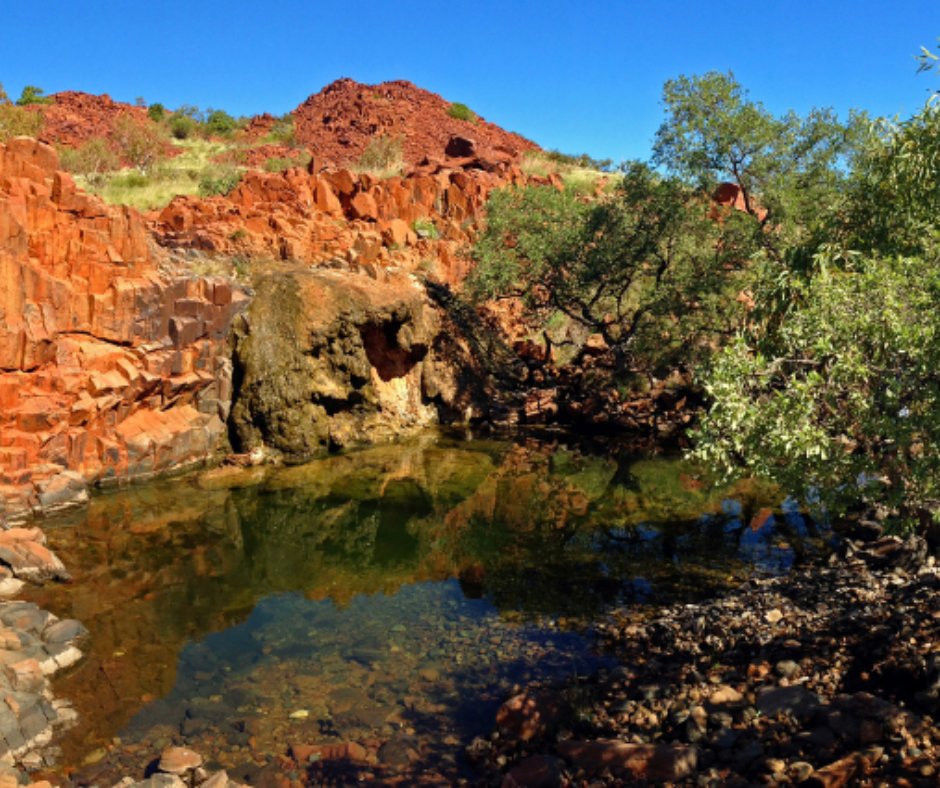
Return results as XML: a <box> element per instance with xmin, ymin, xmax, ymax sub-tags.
<box><xmin>652</xmin><ymin>72</ymin><xmax>851</xmax><ymax>262</ymax></box>
<box><xmin>469</xmin><ymin>163</ymin><xmax>756</xmax><ymax>374</ymax></box>
<box><xmin>205</xmin><ymin>108</ymin><xmax>238</xmax><ymax>137</ymax></box>
<box><xmin>16</xmin><ymin>85</ymin><xmax>51</xmax><ymax>106</ymax></box>
<box><xmin>692</xmin><ymin>56</ymin><xmax>940</xmax><ymax>532</ymax></box>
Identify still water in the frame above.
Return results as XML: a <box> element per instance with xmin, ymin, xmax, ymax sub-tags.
<box><xmin>26</xmin><ymin>431</ymin><xmax>813</xmax><ymax>782</ymax></box>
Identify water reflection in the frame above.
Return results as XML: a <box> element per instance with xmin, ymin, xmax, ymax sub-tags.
<box><xmin>25</xmin><ymin>431</ymin><xmax>817</xmax><ymax>780</ymax></box>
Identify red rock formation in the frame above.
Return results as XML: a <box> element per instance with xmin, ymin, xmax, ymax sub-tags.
<box><xmin>154</xmin><ymin>160</ymin><xmax>529</xmax><ymax>286</ymax></box>
<box><xmin>29</xmin><ymin>91</ymin><xmax>150</xmax><ymax>149</ymax></box>
<box><xmin>249</xmin><ymin>78</ymin><xmax>538</xmax><ymax>168</ymax></box>
<box><xmin>0</xmin><ymin>138</ymin><xmax>247</xmax><ymax>520</ymax></box>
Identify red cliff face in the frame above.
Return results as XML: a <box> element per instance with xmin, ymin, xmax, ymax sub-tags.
<box><xmin>0</xmin><ymin>138</ymin><xmax>248</xmax><ymax>520</ymax></box>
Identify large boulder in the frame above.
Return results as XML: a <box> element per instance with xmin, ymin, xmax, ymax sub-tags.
<box><xmin>230</xmin><ymin>266</ymin><xmax>460</xmax><ymax>459</ymax></box>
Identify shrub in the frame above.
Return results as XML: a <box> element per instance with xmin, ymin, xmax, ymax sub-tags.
<box><xmin>147</xmin><ymin>103</ymin><xmax>166</xmax><ymax>122</ymax></box>
<box><xmin>357</xmin><ymin>134</ymin><xmax>403</xmax><ymax>173</ymax></box>
<box><xmin>264</xmin><ymin>115</ymin><xmax>297</xmax><ymax>145</ymax></box>
<box><xmin>169</xmin><ymin>113</ymin><xmax>200</xmax><ymax>140</ymax></box>
<box><xmin>58</xmin><ymin>137</ymin><xmax>118</xmax><ymax>181</ymax></box>
<box><xmin>198</xmin><ymin>166</ymin><xmax>242</xmax><ymax>196</ymax></box>
<box><xmin>263</xmin><ymin>151</ymin><xmax>311</xmax><ymax>172</ymax></box>
<box><xmin>447</xmin><ymin>102</ymin><xmax>477</xmax><ymax>122</ymax></box>
<box><xmin>0</xmin><ymin>83</ymin><xmax>8</xmax><ymax>104</ymax></box>
<box><xmin>205</xmin><ymin>109</ymin><xmax>238</xmax><ymax>137</ymax></box>
<box><xmin>413</xmin><ymin>217</ymin><xmax>440</xmax><ymax>240</ymax></box>
<box><xmin>16</xmin><ymin>85</ymin><xmax>51</xmax><ymax>106</ymax></box>
<box><xmin>0</xmin><ymin>105</ymin><xmax>44</xmax><ymax>141</ymax></box>
<box><xmin>111</xmin><ymin>114</ymin><xmax>168</xmax><ymax>172</ymax></box>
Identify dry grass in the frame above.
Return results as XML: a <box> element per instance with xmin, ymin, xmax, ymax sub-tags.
<box><xmin>520</xmin><ymin>150</ymin><xmax>617</xmax><ymax>194</ymax></box>
<box><xmin>77</xmin><ymin>138</ymin><xmax>244</xmax><ymax>210</ymax></box>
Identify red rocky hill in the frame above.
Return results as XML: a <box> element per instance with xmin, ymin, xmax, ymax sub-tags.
<box><xmin>269</xmin><ymin>78</ymin><xmax>539</xmax><ymax>167</ymax></box>
<box><xmin>30</xmin><ymin>91</ymin><xmax>149</xmax><ymax>148</ymax></box>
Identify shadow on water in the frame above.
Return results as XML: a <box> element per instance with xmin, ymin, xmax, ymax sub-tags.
<box><xmin>23</xmin><ymin>430</ymin><xmax>827</xmax><ymax>782</ymax></box>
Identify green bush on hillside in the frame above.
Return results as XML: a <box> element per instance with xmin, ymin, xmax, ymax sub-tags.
<box><xmin>447</xmin><ymin>102</ymin><xmax>477</xmax><ymax>123</ymax></box>
<box><xmin>147</xmin><ymin>103</ymin><xmax>166</xmax><ymax>122</ymax></box>
<box><xmin>58</xmin><ymin>137</ymin><xmax>119</xmax><ymax>183</ymax></box>
<box><xmin>16</xmin><ymin>85</ymin><xmax>51</xmax><ymax>106</ymax></box>
<box><xmin>264</xmin><ymin>115</ymin><xmax>297</xmax><ymax>146</ymax></box>
<box><xmin>205</xmin><ymin>109</ymin><xmax>238</xmax><ymax>137</ymax></box>
<box><xmin>198</xmin><ymin>166</ymin><xmax>242</xmax><ymax>196</ymax></box>
<box><xmin>0</xmin><ymin>104</ymin><xmax>44</xmax><ymax>141</ymax></box>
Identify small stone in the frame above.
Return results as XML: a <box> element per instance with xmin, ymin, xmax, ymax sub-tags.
<box><xmin>709</xmin><ymin>685</ymin><xmax>743</xmax><ymax>705</ymax></box>
<box><xmin>790</xmin><ymin>761</ymin><xmax>814</xmax><ymax>781</ymax></box>
<box><xmin>288</xmin><ymin>709</ymin><xmax>309</xmax><ymax>719</ymax></box>
<box><xmin>158</xmin><ymin>746</ymin><xmax>203</xmax><ymax>775</ymax></box>
<box><xmin>765</xmin><ymin>609</ymin><xmax>784</xmax><ymax>624</ymax></box>
<box><xmin>775</xmin><ymin>660</ymin><xmax>800</xmax><ymax>679</ymax></box>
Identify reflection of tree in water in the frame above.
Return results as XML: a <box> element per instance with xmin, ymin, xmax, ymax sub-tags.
<box><xmin>28</xmin><ymin>434</ymin><xmax>802</xmax><ymax>772</ymax></box>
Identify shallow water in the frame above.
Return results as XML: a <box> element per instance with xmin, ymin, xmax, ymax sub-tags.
<box><xmin>25</xmin><ymin>431</ymin><xmax>814</xmax><ymax>781</ymax></box>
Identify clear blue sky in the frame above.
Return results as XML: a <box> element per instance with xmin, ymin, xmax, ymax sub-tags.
<box><xmin>2</xmin><ymin>1</ymin><xmax>938</xmax><ymax>163</ymax></box>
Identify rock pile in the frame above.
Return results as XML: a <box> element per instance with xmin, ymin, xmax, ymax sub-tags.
<box><xmin>0</xmin><ymin>138</ymin><xmax>248</xmax><ymax>521</ymax></box>
<box><xmin>155</xmin><ymin>156</ymin><xmax>530</xmax><ymax>286</ymax></box>
<box><xmin>27</xmin><ymin>92</ymin><xmax>150</xmax><ymax>150</ymax></box>
<box><xmin>474</xmin><ymin>534</ymin><xmax>940</xmax><ymax>786</ymax></box>
<box><xmin>256</xmin><ymin>78</ymin><xmax>538</xmax><ymax>168</ymax></box>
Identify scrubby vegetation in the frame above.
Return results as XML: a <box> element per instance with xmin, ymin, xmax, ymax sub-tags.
<box><xmin>474</xmin><ymin>48</ymin><xmax>940</xmax><ymax>535</ymax></box>
<box><xmin>15</xmin><ymin>85</ymin><xmax>51</xmax><ymax>106</ymax></box>
<box><xmin>447</xmin><ymin>102</ymin><xmax>477</xmax><ymax>122</ymax></box>
<box><xmin>72</xmin><ymin>138</ymin><xmax>244</xmax><ymax>210</ymax></box>
<box><xmin>354</xmin><ymin>133</ymin><xmax>404</xmax><ymax>177</ymax></box>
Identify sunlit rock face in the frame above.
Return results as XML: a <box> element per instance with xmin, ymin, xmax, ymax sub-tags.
<box><xmin>228</xmin><ymin>266</ymin><xmax>470</xmax><ymax>458</ymax></box>
<box><xmin>0</xmin><ymin>139</ymin><xmax>248</xmax><ymax>520</ymax></box>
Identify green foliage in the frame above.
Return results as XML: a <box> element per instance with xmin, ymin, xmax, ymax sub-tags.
<box><xmin>469</xmin><ymin>163</ymin><xmax>755</xmax><ymax>373</ymax></box>
<box><xmin>169</xmin><ymin>113</ymin><xmax>200</xmax><ymax>140</ymax></box>
<box><xmin>447</xmin><ymin>102</ymin><xmax>477</xmax><ymax>122</ymax></box>
<box><xmin>413</xmin><ymin>217</ymin><xmax>440</xmax><ymax>240</ymax></box>
<box><xmin>692</xmin><ymin>254</ymin><xmax>940</xmax><ymax>529</ymax></box>
<box><xmin>16</xmin><ymin>85</ymin><xmax>51</xmax><ymax>106</ymax></box>
<box><xmin>691</xmin><ymin>49</ymin><xmax>940</xmax><ymax>532</ymax></box>
<box><xmin>653</xmin><ymin>72</ymin><xmax>851</xmax><ymax>262</ymax></box>
<box><xmin>111</xmin><ymin>114</ymin><xmax>167</xmax><ymax>172</ymax></box>
<box><xmin>264</xmin><ymin>115</ymin><xmax>297</xmax><ymax>145</ymax></box>
<box><xmin>147</xmin><ymin>103</ymin><xmax>166</xmax><ymax>122</ymax></box>
<box><xmin>57</xmin><ymin>137</ymin><xmax>119</xmax><ymax>183</ymax></box>
<box><xmin>0</xmin><ymin>104</ymin><xmax>44</xmax><ymax>141</ymax></box>
<box><xmin>205</xmin><ymin>108</ymin><xmax>238</xmax><ymax>137</ymax></box>
<box><xmin>543</xmin><ymin>149</ymin><xmax>614</xmax><ymax>172</ymax></box>
<box><xmin>198</xmin><ymin>166</ymin><xmax>242</xmax><ymax>196</ymax></box>
<box><xmin>263</xmin><ymin>151</ymin><xmax>311</xmax><ymax>172</ymax></box>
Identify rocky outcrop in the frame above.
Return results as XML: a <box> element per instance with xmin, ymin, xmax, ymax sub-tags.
<box><xmin>28</xmin><ymin>92</ymin><xmax>149</xmax><ymax>149</ymax></box>
<box><xmin>229</xmin><ymin>266</ymin><xmax>468</xmax><ymax>458</ymax></box>
<box><xmin>0</xmin><ymin>138</ymin><xmax>247</xmax><ymax>520</ymax></box>
<box><xmin>255</xmin><ymin>78</ymin><xmax>538</xmax><ymax>168</ymax></box>
<box><xmin>155</xmin><ymin>160</ymin><xmax>528</xmax><ymax>286</ymax></box>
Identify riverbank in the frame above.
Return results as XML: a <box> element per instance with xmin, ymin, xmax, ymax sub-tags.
<box><xmin>473</xmin><ymin>532</ymin><xmax>939</xmax><ymax>786</ymax></box>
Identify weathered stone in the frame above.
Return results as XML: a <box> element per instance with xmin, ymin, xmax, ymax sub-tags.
<box><xmin>556</xmin><ymin>741</ymin><xmax>697</xmax><ymax>782</ymax></box>
<box><xmin>157</xmin><ymin>746</ymin><xmax>203</xmax><ymax>774</ymax></box>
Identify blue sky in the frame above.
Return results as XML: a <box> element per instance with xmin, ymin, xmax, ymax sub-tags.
<box><xmin>2</xmin><ymin>1</ymin><xmax>938</xmax><ymax>163</ymax></box>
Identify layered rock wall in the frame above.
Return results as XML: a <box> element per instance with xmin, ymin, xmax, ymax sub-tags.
<box><xmin>156</xmin><ymin>159</ymin><xmax>530</xmax><ymax>285</ymax></box>
<box><xmin>0</xmin><ymin>138</ymin><xmax>247</xmax><ymax>520</ymax></box>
